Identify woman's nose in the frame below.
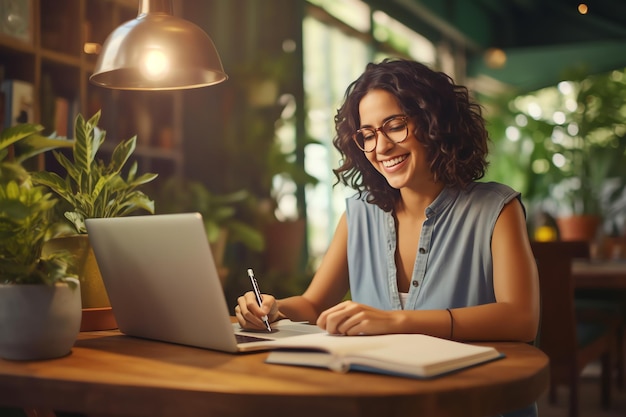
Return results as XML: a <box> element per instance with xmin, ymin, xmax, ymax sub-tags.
<box><xmin>375</xmin><ymin>131</ymin><xmax>395</xmax><ymax>153</ymax></box>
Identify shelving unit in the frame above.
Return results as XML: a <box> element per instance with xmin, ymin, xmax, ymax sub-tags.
<box><xmin>0</xmin><ymin>0</ymin><xmax>184</xmax><ymax>180</ymax></box>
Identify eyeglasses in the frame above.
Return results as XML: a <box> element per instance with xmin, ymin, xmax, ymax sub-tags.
<box><xmin>353</xmin><ymin>116</ymin><xmax>409</xmax><ymax>153</ymax></box>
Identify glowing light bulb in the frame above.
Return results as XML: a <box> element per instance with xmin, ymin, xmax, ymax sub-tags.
<box><xmin>484</xmin><ymin>48</ymin><xmax>507</xmax><ymax>69</ymax></box>
<box><xmin>140</xmin><ymin>49</ymin><xmax>169</xmax><ymax>81</ymax></box>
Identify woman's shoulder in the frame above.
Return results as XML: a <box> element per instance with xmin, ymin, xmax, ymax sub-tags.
<box><xmin>345</xmin><ymin>191</ymin><xmax>387</xmax><ymax>218</ymax></box>
<box><xmin>346</xmin><ymin>191</ymin><xmax>370</xmax><ymax>206</ymax></box>
<box><xmin>447</xmin><ymin>182</ymin><xmax>522</xmax><ymax>215</ymax></box>
<box><xmin>464</xmin><ymin>181</ymin><xmax>520</xmax><ymax>202</ymax></box>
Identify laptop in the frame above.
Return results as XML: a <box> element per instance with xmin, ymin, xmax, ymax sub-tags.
<box><xmin>85</xmin><ymin>212</ymin><xmax>324</xmax><ymax>353</ymax></box>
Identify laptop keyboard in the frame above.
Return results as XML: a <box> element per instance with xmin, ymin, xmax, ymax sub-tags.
<box><xmin>236</xmin><ymin>333</ymin><xmax>271</xmax><ymax>344</ymax></box>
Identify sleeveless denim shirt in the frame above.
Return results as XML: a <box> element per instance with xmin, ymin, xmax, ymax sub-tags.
<box><xmin>345</xmin><ymin>181</ymin><xmax>537</xmax><ymax>417</ymax></box>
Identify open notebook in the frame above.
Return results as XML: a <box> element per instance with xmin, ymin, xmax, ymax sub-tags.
<box><xmin>263</xmin><ymin>333</ymin><xmax>503</xmax><ymax>379</ymax></box>
<box><xmin>85</xmin><ymin>213</ymin><xmax>324</xmax><ymax>353</ymax></box>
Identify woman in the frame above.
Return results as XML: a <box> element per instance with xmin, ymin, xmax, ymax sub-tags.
<box><xmin>237</xmin><ymin>58</ymin><xmax>538</xmax><ymax>338</ymax></box>
<box><xmin>236</xmin><ymin>59</ymin><xmax>539</xmax><ymax>415</ymax></box>
<box><xmin>237</xmin><ymin>57</ymin><xmax>539</xmax><ymax>338</ymax></box>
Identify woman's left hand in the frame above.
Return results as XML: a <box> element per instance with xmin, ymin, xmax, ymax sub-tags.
<box><xmin>317</xmin><ymin>300</ymin><xmax>401</xmax><ymax>335</ymax></box>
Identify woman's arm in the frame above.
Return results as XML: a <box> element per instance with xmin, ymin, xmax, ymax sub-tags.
<box><xmin>451</xmin><ymin>197</ymin><xmax>540</xmax><ymax>342</ymax></box>
<box><xmin>235</xmin><ymin>214</ymin><xmax>351</xmax><ymax>329</ymax></box>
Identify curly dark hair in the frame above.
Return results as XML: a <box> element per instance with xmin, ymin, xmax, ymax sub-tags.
<box><xmin>332</xmin><ymin>58</ymin><xmax>489</xmax><ymax>212</ymax></box>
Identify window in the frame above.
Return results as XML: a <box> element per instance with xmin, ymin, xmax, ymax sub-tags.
<box><xmin>303</xmin><ymin>1</ymin><xmax>436</xmax><ymax>266</ymax></box>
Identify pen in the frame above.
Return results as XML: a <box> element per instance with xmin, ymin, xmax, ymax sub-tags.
<box><xmin>247</xmin><ymin>268</ymin><xmax>272</xmax><ymax>332</ymax></box>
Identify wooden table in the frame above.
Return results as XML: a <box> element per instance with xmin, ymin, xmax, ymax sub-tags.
<box><xmin>573</xmin><ymin>259</ymin><xmax>626</xmax><ymax>289</ymax></box>
<box><xmin>0</xmin><ymin>330</ymin><xmax>548</xmax><ymax>417</ymax></box>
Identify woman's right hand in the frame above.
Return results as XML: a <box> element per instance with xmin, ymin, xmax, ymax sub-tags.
<box><xmin>235</xmin><ymin>291</ymin><xmax>279</xmax><ymax>330</ymax></box>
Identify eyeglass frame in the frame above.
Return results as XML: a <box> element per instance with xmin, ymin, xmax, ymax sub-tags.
<box><xmin>352</xmin><ymin>115</ymin><xmax>410</xmax><ymax>153</ymax></box>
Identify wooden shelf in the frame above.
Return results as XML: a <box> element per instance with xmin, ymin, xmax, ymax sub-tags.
<box><xmin>39</xmin><ymin>49</ymin><xmax>83</xmax><ymax>67</ymax></box>
<box><xmin>0</xmin><ymin>0</ymin><xmax>183</xmax><ymax>179</ymax></box>
<box><xmin>0</xmin><ymin>34</ymin><xmax>35</xmax><ymax>54</ymax></box>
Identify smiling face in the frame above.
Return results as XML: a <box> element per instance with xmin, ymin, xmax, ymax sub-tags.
<box><xmin>358</xmin><ymin>89</ymin><xmax>434</xmax><ymax>191</ymax></box>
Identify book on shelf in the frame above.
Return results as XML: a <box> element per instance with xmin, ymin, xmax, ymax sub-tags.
<box><xmin>263</xmin><ymin>332</ymin><xmax>504</xmax><ymax>379</ymax></box>
<box><xmin>54</xmin><ymin>97</ymin><xmax>69</xmax><ymax>137</ymax></box>
<box><xmin>1</xmin><ymin>79</ymin><xmax>34</xmax><ymax>127</ymax></box>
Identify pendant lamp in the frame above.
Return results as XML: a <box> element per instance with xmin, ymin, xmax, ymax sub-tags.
<box><xmin>89</xmin><ymin>0</ymin><xmax>228</xmax><ymax>90</ymax></box>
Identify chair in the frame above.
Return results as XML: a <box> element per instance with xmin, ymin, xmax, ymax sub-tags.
<box><xmin>531</xmin><ymin>241</ymin><xmax>618</xmax><ymax>417</ymax></box>
<box><xmin>575</xmin><ymin>285</ymin><xmax>626</xmax><ymax>391</ymax></box>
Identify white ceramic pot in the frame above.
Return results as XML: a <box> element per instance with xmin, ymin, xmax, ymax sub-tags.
<box><xmin>0</xmin><ymin>278</ymin><xmax>81</xmax><ymax>360</ymax></box>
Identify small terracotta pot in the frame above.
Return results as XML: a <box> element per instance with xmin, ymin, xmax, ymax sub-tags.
<box><xmin>556</xmin><ymin>215</ymin><xmax>601</xmax><ymax>242</ymax></box>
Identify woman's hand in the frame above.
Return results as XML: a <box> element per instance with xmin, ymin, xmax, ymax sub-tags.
<box><xmin>317</xmin><ymin>300</ymin><xmax>402</xmax><ymax>335</ymax></box>
<box><xmin>235</xmin><ymin>291</ymin><xmax>280</xmax><ymax>330</ymax></box>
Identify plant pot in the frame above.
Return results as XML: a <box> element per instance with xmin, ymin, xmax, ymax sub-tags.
<box><xmin>556</xmin><ymin>215</ymin><xmax>601</xmax><ymax>242</ymax></box>
<box><xmin>0</xmin><ymin>278</ymin><xmax>81</xmax><ymax>360</ymax></box>
<box><xmin>264</xmin><ymin>219</ymin><xmax>306</xmax><ymax>275</ymax></box>
<box><xmin>43</xmin><ymin>235</ymin><xmax>117</xmax><ymax>331</ymax></box>
<box><xmin>598</xmin><ymin>236</ymin><xmax>626</xmax><ymax>260</ymax></box>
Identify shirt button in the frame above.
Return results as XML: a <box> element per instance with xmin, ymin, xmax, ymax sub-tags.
<box><xmin>419</xmin><ymin>247</ymin><xmax>426</xmax><ymax>254</ymax></box>
<box><xmin>412</xmin><ymin>280</ymin><xmax>419</xmax><ymax>287</ymax></box>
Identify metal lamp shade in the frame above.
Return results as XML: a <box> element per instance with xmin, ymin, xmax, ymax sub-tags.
<box><xmin>89</xmin><ymin>1</ymin><xmax>227</xmax><ymax>90</ymax></box>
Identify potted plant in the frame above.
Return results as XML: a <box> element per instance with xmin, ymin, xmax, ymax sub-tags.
<box><xmin>156</xmin><ymin>176</ymin><xmax>265</xmax><ymax>280</ymax></box>
<box><xmin>261</xmin><ymin>127</ymin><xmax>320</xmax><ymax>276</ymax></box>
<box><xmin>0</xmin><ymin>123</ymin><xmax>81</xmax><ymax>360</ymax></box>
<box><xmin>209</xmin><ymin>52</ymin><xmax>319</xmax><ymax>290</ymax></box>
<box><xmin>548</xmin><ymin>70</ymin><xmax>626</xmax><ymax>241</ymax></box>
<box><xmin>229</xmin><ymin>53</ymin><xmax>320</xmax><ymax>222</ymax></box>
<box><xmin>31</xmin><ymin>110</ymin><xmax>158</xmax><ymax>330</ymax></box>
<box><xmin>486</xmin><ymin>67</ymin><xmax>626</xmax><ymax>242</ymax></box>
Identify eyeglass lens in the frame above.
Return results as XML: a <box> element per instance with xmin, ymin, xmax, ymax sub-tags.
<box><xmin>354</xmin><ymin>116</ymin><xmax>408</xmax><ymax>152</ymax></box>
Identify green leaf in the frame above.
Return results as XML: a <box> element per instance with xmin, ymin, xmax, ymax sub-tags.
<box><xmin>114</xmin><ymin>191</ymin><xmax>155</xmax><ymax>217</ymax></box>
<box><xmin>73</xmin><ymin>111</ymin><xmax>103</xmax><ymax>177</ymax></box>
<box><xmin>228</xmin><ymin>221</ymin><xmax>265</xmax><ymax>251</ymax></box>
<box><xmin>0</xmin><ymin>124</ymin><xmax>44</xmax><ymax>155</ymax></box>
<box><xmin>64</xmin><ymin>212</ymin><xmax>86</xmax><ymax>234</ymax></box>
<box><xmin>110</xmin><ymin>136</ymin><xmax>136</xmax><ymax>175</ymax></box>
<box><xmin>205</xmin><ymin>222</ymin><xmax>220</xmax><ymax>243</ymax></box>
<box><xmin>129</xmin><ymin>172</ymin><xmax>159</xmax><ymax>187</ymax></box>
<box><xmin>30</xmin><ymin>171</ymin><xmax>76</xmax><ymax>205</ymax></box>
<box><xmin>29</xmin><ymin>111</ymin><xmax>157</xmax><ymax>231</ymax></box>
<box><xmin>52</xmin><ymin>150</ymin><xmax>81</xmax><ymax>186</ymax></box>
<box><xmin>0</xmin><ymin>198</ymin><xmax>30</xmax><ymax>219</ymax></box>
<box><xmin>14</xmin><ymin>135</ymin><xmax>74</xmax><ymax>164</ymax></box>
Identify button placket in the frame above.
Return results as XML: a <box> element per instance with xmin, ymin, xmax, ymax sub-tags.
<box><xmin>405</xmin><ymin>213</ymin><xmax>434</xmax><ymax>309</ymax></box>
